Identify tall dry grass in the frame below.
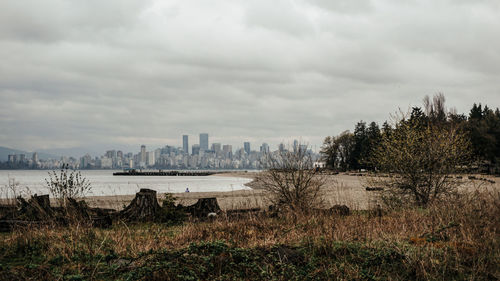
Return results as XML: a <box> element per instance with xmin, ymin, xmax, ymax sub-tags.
<box><xmin>1</xmin><ymin>186</ymin><xmax>498</xmax><ymax>279</ymax></box>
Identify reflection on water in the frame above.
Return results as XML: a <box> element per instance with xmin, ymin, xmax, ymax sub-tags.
<box><xmin>0</xmin><ymin>170</ymin><xmax>252</xmax><ymax>198</ymax></box>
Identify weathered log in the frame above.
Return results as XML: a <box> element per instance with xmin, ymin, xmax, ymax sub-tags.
<box><xmin>120</xmin><ymin>189</ymin><xmax>161</xmax><ymax>222</ymax></box>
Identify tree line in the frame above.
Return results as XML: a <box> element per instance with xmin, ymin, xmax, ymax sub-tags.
<box><xmin>321</xmin><ymin>94</ymin><xmax>500</xmax><ymax>174</ymax></box>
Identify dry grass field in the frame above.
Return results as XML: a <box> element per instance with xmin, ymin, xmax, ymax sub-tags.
<box><xmin>1</xmin><ymin>172</ymin><xmax>499</xmax><ymax>280</ymax></box>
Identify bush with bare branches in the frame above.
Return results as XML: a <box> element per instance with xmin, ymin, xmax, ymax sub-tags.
<box><xmin>255</xmin><ymin>144</ymin><xmax>326</xmax><ymax>213</ymax></box>
<box><xmin>46</xmin><ymin>164</ymin><xmax>91</xmax><ymax>208</ymax></box>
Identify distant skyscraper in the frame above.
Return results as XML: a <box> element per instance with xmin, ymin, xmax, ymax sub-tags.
<box><xmin>244</xmin><ymin>142</ymin><xmax>251</xmax><ymax>155</ymax></box>
<box><xmin>147</xmin><ymin>151</ymin><xmax>155</xmax><ymax>166</ymax></box>
<box><xmin>192</xmin><ymin>144</ymin><xmax>200</xmax><ymax>155</ymax></box>
<box><xmin>299</xmin><ymin>144</ymin><xmax>308</xmax><ymax>153</ymax></box>
<box><xmin>293</xmin><ymin>140</ymin><xmax>299</xmax><ymax>152</ymax></box>
<box><xmin>8</xmin><ymin>154</ymin><xmax>15</xmax><ymax>164</ymax></box>
<box><xmin>211</xmin><ymin>143</ymin><xmax>221</xmax><ymax>153</ymax></box>
<box><xmin>200</xmin><ymin>133</ymin><xmax>209</xmax><ymax>151</ymax></box>
<box><xmin>32</xmin><ymin>152</ymin><xmax>38</xmax><ymax>167</ymax></box>
<box><xmin>106</xmin><ymin>150</ymin><xmax>116</xmax><ymax>159</ymax></box>
<box><xmin>183</xmin><ymin>135</ymin><xmax>189</xmax><ymax>154</ymax></box>
<box><xmin>140</xmin><ymin>145</ymin><xmax>146</xmax><ymax>163</ymax></box>
<box><xmin>260</xmin><ymin>143</ymin><xmax>269</xmax><ymax>153</ymax></box>
<box><xmin>279</xmin><ymin>143</ymin><xmax>285</xmax><ymax>152</ymax></box>
<box><xmin>222</xmin><ymin>144</ymin><xmax>233</xmax><ymax>159</ymax></box>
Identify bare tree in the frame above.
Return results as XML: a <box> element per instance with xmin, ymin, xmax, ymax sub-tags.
<box><xmin>256</xmin><ymin>144</ymin><xmax>326</xmax><ymax>213</ymax></box>
<box><xmin>423</xmin><ymin>93</ymin><xmax>447</xmax><ymax>123</ymax></box>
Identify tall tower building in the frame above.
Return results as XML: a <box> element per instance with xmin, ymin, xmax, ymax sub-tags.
<box><xmin>183</xmin><ymin>135</ymin><xmax>189</xmax><ymax>154</ymax></box>
<box><xmin>211</xmin><ymin>143</ymin><xmax>221</xmax><ymax>153</ymax></box>
<box><xmin>279</xmin><ymin>143</ymin><xmax>285</xmax><ymax>152</ymax></box>
<box><xmin>192</xmin><ymin>144</ymin><xmax>200</xmax><ymax>155</ymax></box>
<box><xmin>260</xmin><ymin>143</ymin><xmax>269</xmax><ymax>153</ymax></box>
<box><xmin>200</xmin><ymin>133</ymin><xmax>209</xmax><ymax>151</ymax></box>
<box><xmin>244</xmin><ymin>142</ymin><xmax>251</xmax><ymax>155</ymax></box>
<box><xmin>223</xmin><ymin>145</ymin><xmax>233</xmax><ymax>158</ymax></box>
<box><xmin>140</xmin><ymin>145</ymin><xmax>146</xmax><ymax>163</ymax></box>
<box><xmin>293</xmin><ymin>139</ymin><xmax>299</xmax><ymax>152</ymax></box>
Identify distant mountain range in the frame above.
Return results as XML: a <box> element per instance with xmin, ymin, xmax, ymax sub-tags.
<box><xmin>0</xmin><ymin>146</ymin><xmax>60</xmax><ymax>162</ymax></box>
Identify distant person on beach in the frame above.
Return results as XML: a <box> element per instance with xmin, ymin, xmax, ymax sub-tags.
<box><xmin>185</xmin><ymin>187</ymin><xmax>190</xmax><ymax>193</ymax></box>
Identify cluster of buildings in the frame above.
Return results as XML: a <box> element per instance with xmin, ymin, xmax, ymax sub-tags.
<box><xmin>3</xmin><ymin>152</ymin><xmax>79</xmax><ymax>170</ymax></box>
<box><xmin>81</xmin><ymin>134</ymin><xmax>278</xmax><ymax>170</ymax></box>
<box><xmin>3</xmin><ymin>134</ymin><xmax>317</xmax><ymax>170</ymax></box>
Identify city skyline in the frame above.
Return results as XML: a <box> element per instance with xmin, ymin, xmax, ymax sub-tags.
<box><xmin>2</xmin><ymin>133</ymin><xmax>316</xmax><ymax>170</ymax></box>
<box><xmin>1</xmin><ymin>133</ymin><xmax>323</xmax><ymax>159</ymax></box>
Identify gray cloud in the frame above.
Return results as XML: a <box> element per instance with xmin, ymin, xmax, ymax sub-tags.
<box><xmin>1</xmin><ymin>0</ymin><xmax>499</xmax><ymax>154</ymax></box>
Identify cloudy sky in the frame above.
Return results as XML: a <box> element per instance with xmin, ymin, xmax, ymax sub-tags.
<box><xmin>1</xmin><ymin>0</ymin><xmax>499</xmax><ymax>155</ymax></box>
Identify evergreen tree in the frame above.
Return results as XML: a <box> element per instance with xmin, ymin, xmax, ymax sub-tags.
<box><xmin>351</xmin><ymin>121</ymin><xmax>369</xmax><ymax>170</ymax></box>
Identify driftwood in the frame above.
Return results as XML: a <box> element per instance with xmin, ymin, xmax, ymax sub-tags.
<box><xmin>120</xmin><ymin>189</ymin><xmax>161</xmax><ymax>222</ymax></box>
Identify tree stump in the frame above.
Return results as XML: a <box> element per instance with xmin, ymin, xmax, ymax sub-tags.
<box><xmin>120</xmin><ymin>189</ymin><xmax>161</xmax><ymax>222</ymax></box>
<box><xmin>184</xmin><ymin>197</ymin><xmax>221</xmax><ymax>218</ymax></box>
<box><xmin>17</xmin><ymin>194</ymin><xmax>54</xmax><ymax>221</ymax></box>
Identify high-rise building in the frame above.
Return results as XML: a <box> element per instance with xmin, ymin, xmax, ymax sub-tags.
<box><xmin>200</xmin><ymin>133</ymin><xmax>209</xmax><ymax>151</ymax></box>
<box><xmin>147</xmin><ymin>151</ymin><xmax>155</xmax><ymax>166</ymax></box>
<box><xmin>293</xmin><ymin>140</ymin><xmax>299</xmax><ymax>152</ymax></box>
<box><xmin>32</xmin><ymin>152</ymin><xmax>38</xmax><ymax>167</ymax></box>
<box><xmin>211</xmin><ymin>143</ymin><xmax>221</xmax><ymax>154</ymax></box>
<box><xmin>183</xmin><ymin>135</ymin><xmax>189</xmax><ymax>154</ymax></box>
<box><xmin>244</xmin><ymin>142</ymin><xmax>251</xmax><ymax>155</ymax></box>
<box><xmin>140</xmin><ymin>145</ymin><xmax>146</xmax><ymax>163</ymax></box>
<box><xmin>106</xmin><ymin>150</ymin><xmax>116</xmax><ymax>159</ymax></box>
<box><xmin>192</xmin><ymin>144</ymin><xmax>200</xmax><ymax>155</ymax></box>
<box><xmin>7</xmin><ymin>155</ymin><xmax>16</xmax><ymax>163</ymax></box>
<box><xmin>80</xmin><ymin>154</ymin><xmax>92</xmax><ymax>169</ymax></box>
<box><xmin>260</xmin><ymin>143</ymin><xmax>269</xmax><ymax>153</ymax></box>
<box><xmin>223</xmin><ymin>145</ymin><xmax>232</xmax><ymax>158</ymax></box>
<box><xmin>279</xmin><ymin>143</ymin><xmax>285</xmax><ymax>152</ymax></box>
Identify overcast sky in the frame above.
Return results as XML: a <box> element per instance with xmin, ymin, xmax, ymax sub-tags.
<box><xmin>1</xmin><ymin>0</ymin><xmax>499</xmax><ymax>155</ymax></box>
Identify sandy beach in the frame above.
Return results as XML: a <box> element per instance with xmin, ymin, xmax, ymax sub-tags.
<box><xmin>3</xmin><ymin>172</ymin><xmax>498</xmax><ymax>211</ymax></box>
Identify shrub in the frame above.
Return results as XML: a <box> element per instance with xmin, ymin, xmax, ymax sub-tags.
<box><xmin>369</xmin><ymin>110</ymin><xmax>471</xmax><ymax>207</ymax></box>
<box><xmin>256</xmin><ymin>144</ymin><xmax>326</xmax><ymax>213</ymax></box>
<box><xmin>45</xmin><ymin>164</ymin><xmax>91</xmax><ymax>208</ymax></box>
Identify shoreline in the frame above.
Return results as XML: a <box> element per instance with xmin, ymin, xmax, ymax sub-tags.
<box><xmin>2</xmin><ymin>173</ymin><xmax>498</xmax><ymax>211</ymax></box>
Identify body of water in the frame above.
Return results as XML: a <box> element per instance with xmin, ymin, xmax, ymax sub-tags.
<box><xmin>0</xmin><ymin>170</ymin><xmax>252</xmax><ymax>198</ymax></box>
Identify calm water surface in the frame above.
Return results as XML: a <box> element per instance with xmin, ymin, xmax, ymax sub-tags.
<box><xmin>0</xmin><ymin>170</ymin><xmax>252</xmax><ymax>198</ymax></box>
